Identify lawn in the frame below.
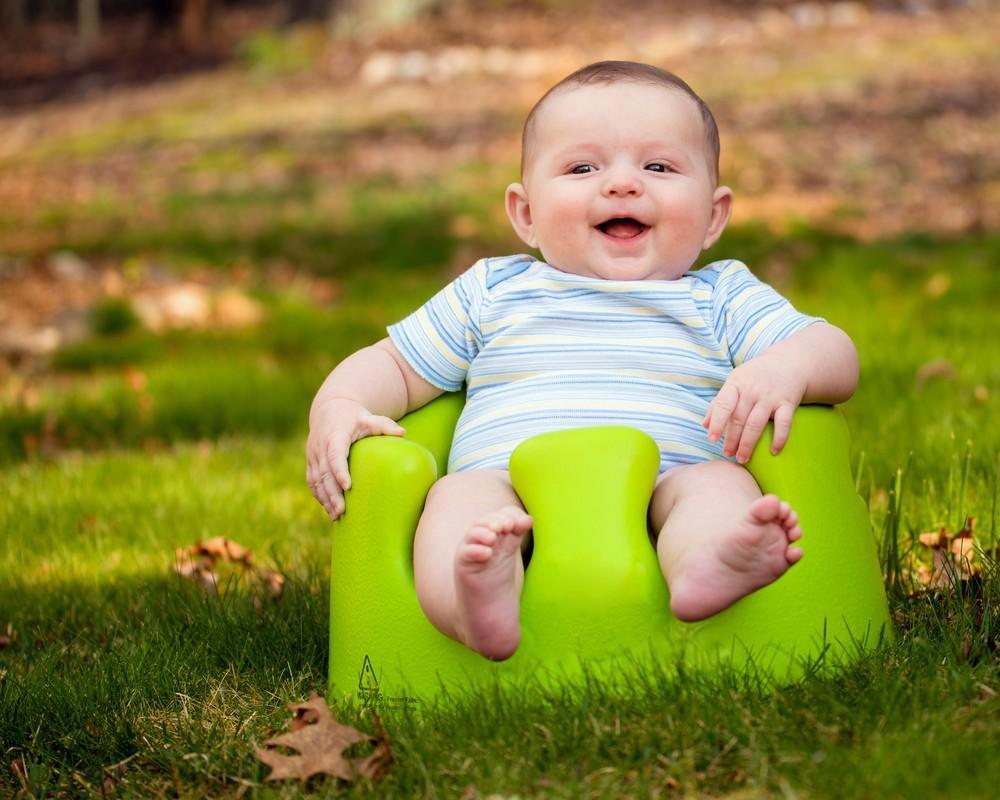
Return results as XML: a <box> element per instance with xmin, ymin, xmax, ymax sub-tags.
<box><xmin>2</xmin><ymin>4</ymin><xmax>1000</xmax><ymax>798</ymax></box>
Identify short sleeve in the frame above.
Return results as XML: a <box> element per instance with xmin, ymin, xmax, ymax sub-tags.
<box><xmin>387</xmin><ymin>260</ymin><xmax>488</xmax><ymax>391</ymax></box>
<box><xmin>709</xmin><ymin>260</ymin><xmax>823</xmax><ymax>365</ymax></box>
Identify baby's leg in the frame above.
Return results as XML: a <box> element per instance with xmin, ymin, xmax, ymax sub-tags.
<box><xmin>649</xmin><ymin>461</ymin><xmax>803</xmax><ymax>621</ymax></box>
<box><xmin>413</xmin><ymin>470</ymin><xmax>532</xmax><ymax>661</ymax></box>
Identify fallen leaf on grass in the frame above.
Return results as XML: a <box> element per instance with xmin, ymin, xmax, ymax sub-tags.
<box><xmin>255</xmin><ymin>695</ymin><xmax>392</xmax><ymax>783</ymax></box>
<box><xmin>912</xmin><ymin>517</ymin><xmax>989</xmax><ymax>588</ymax></box>
<box><xmin>9</xmin><ymin>757</ymin><xmax>26</xmax><ymax>786</ymax></box>
<box><xmin>258</xmin><ymin>566</ymin><xmax>286</xmax><ymax>598</ymax></box>
<box><xmin>173</xmin><ymin>536</ymin><xmax>285</xmax><ymax>601</ymax></box>
<box><xmin>352</xmin><ymin>711</ymin><xmax>393</xmax><ymax>780</ymax></box>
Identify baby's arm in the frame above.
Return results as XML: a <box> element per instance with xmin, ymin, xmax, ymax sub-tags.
<box><xmin>703</xmin><ymin>322</ymin><xmax>859</xmax><ymax>463</ymax></box>
<box><xmin>306</xmin><ymin>338</ymin><xmax>443</xmax><ymax>519</ymax></box>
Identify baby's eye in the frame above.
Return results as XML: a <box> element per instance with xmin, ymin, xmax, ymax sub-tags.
<box><xmin>645</xmin><ymin>162</ymin><xmax>671</xmax><ymax>173</ymax></box>
<box><xmin>570</xmin><ymin>164</ymin><xmax>595</xmax><ymax>174</ymax></box>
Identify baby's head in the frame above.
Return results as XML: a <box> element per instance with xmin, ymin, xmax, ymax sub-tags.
<box><xmin>506</xmin><ymin>60</ymin><xmax>733</xmax><ymax>282</ymax></box>
<box><xmin>522</xmin><ymin>62</ymin><xmax>721</xmax><ymax>186</ymax></box>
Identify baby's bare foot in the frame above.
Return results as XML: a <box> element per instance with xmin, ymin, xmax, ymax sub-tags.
<box><xmin>454</xmin><ymin>506</ymin><xmax>533</xmax><ymax>660</ymax></box>
<box><xmin>668</xmin><ymin>495</ymin><xmax>803</xmax><ymax>622</ymax></box>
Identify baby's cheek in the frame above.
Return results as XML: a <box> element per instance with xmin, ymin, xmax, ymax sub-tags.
<box><xmin>536</xmin><ymin>216</ymin><xmax>584</xmax><ymax>260</ymax></box>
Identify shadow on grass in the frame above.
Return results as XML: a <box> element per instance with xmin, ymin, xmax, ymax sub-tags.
<box><xmin>0</xmin><ymin>570</ymin><xmax>329</xmax><ymax>771</ymax></box>
<box><xmin>2</xmin><ymin>565</ymin><xmax>1000</xmax><ymax>798</ymax></box>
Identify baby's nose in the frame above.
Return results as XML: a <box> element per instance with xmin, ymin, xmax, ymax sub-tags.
<box><xmin>602</xmin><ymin>168</ymin><xmax>643</xmax><ymax>197</ymax></box>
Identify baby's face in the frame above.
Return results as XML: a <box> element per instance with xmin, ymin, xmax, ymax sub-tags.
<box><xmin>506</xmin><ymin>82</ymin><xmax>731</xmax><ymax>281</ymax></box>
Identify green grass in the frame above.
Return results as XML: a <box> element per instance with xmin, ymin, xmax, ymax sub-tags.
<box><xmin>1</xmin><ymin>432</ymin><xmax>997</xmax><ymax>798</ymax></box>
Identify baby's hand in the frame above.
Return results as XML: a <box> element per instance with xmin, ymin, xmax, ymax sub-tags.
<box><xmin>702</xmin><ymin>354</ymin><xmax>807</xmax><ymax>464</ymax></box>
<box><xmin>306</xmin><ymin>397</ymin><xmax>405</xmax><ymax>520</ymax></box>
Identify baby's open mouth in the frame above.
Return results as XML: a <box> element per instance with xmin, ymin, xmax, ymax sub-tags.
<box><xmin>596</xmin><ymin>218</ymin><xmax>649</xmax><ymax>239</ymax></box>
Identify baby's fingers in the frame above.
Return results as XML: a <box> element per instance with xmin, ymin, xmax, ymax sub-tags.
<box><xmin>770</xmin><ymin>403</ymin><xmax>796</xmax><ymax>455</ymax></box>
<box><xmin>328</xmin><ymin>440</ymin><xmax>353</xmax><ymax>494</ymax></box>
<box><xmin>322</xmin><ymin>461</ymin><xmax>348</xmax><ymax>517</ymax></box>
<box><xmin>735</xmin><ymin>403</ymin><xmax>772</xmax><ymax>464</ymax></box>
<box><xmin>331</xmin><ymin>415</ymin><xmax>403</xmax><ymax>492</ymax></box>
<box><xmin>315</xmin><ymin>449</ymin><xmax>347</xmax><ymax>517</ymax></box>
<box><xmin>705</xmin><ymin>383</ymin><xmax>739</xmax><ymax>443</ymax></box>
<box><xmin>307</xmin><ymin>453</ymin><xmax>344</xmax><ymax>519</ymax></box>
<box><xmin>362</xmin><ymin>413</ymin><xmax>406</xmax><ymax>438</ymax></box>
<box><xmin>318</xmin><ymin>475</ymin><xmax>345</xmax><ymax>519</ymax></box>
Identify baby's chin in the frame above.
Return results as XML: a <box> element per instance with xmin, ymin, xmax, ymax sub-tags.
<box><xmin>553</xmin><ymin>257</ymin><xmax>691</xmax><ymax>283</ymax></box>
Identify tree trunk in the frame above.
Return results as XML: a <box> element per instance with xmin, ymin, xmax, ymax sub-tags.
<box><xmin>180</xmin><ymin>0</ymin><xmax>213</xmax><ymax>48</ymax></box>
<box><xmin>1</xmin><ymin>0</ymin><xmax>27</xmax><ymax>40</ymax></box>
<box><xmin>77</xmin><ymin>0</ymin><xmax>100</xmax><ymax>55</ymax></box>
<box><xmin>149</xmin><ymin>0</ymin><xmax>176</xmax><ymax>29</ymax></box>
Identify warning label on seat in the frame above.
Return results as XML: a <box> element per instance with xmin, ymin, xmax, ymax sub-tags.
<box><xmin>356</xmin><ymin>653</ymin><xmax>420</xmax><ymax>709</ymax></box>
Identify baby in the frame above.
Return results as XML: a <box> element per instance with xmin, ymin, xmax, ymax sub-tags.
<box><xmin>307</xmin><ymin>61</ymin><xmax>859</xmax><ymax>661</ymax></box>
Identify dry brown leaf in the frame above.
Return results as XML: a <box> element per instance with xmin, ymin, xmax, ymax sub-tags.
<box><xmin>913</xmin><ymin>517</ymin><xmax>983</xmax><ymax>588</ymax></box>
<box><xmin>10</xmin><ymin>758</ymin><xmax>27</xmax><ymax>786</ymax></box>
<box><xmin>173</xmin><ymin>546</ymin><xmax>219</xmax><ymax>592</ymax></box>
<box><xmin>352</xmin><ymin>710</ymin><xmax>393</xmax><ymax>781</ymax></box>
<box><xmin>258</xmin><ymin>567</ymin><xmax>286</xmax><ymax>599</ymax></box>
<box><xmin>173</xmin><ymin>537</ymin><xmax>284</xmax><ymax>602</ymax></box>
<box><xmin>255</xmin><ymin>696</ymin><xmax>392</xmax><ymax>783</ymax></box>
<box><xmin>951</xmin><ymin>536</ymin><xmax>975</xmax><ymax>559</ymax></box>
<box><xmin>918</xmin><ymin>529</ymin><xmax>947</xmax><ymax>548</ymax></box>
<box><xmin>197</xmin><ymin>536</ymin><xmax>253</xmax><ymax>564</ymax></box>
<box><xmin>289</xmin><ymin>702</ymin><xmax>322</xmax><ymax>732</ymax></box>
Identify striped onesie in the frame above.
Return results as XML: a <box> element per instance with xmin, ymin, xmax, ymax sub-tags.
<box><xmin>388</xmin><ymin>254</ymin><xmax>821</xmax><ymax>474</ymax></box>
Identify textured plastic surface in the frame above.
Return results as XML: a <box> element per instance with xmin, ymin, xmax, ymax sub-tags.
<box><xmin>328</xmin><ymin>396</ymin><xmax>890</xmax><ymax>707</ymax></box>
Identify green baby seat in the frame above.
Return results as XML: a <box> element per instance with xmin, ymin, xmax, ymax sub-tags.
<box><xmin>328</xmin><ymin>394</ymin><xmax>890</xmax><ymax>708</ymax></box>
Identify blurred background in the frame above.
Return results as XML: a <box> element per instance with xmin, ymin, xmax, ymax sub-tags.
<box><xmin>1</xmin><ymin>0</ymin><xmax>998</xmax><ymax>486</ymax></box>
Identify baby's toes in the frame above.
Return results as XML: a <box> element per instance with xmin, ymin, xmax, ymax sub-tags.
<box><xmin>783</xmin><ymin>507</ymin><xmax>798</xmax><ymax>527</ymax></box>
<box><xmin>479</xmin><ymin>510</ymin><xmax>510</xmax><ymax>534</ymax></box>
<box><xmin>786</xmin><ymin>544</ymin><xmax>804</xmax><ymax>564</ymax></box>
<box><xmin>458</xmin><ymin>539</ymin><xmax>493</xmax><ymax>563</ymax></box>
<box><xmin>748</xmin><ymin>494</ymin><xmax>781</xmax><ymax>524</ymax></box>
<box><xmin>780</xmin><ymin>510</ymin><xmax>800</xmax><ymax>538</ymax></box>
<box><xmin>488</xmin><ymin>507</ymin><xmax>514</xmax><ymax>532</ymax></box>
<box><xmin>466</xmin><ymin>525</ymin><xmax>498</xmax><ymax>547</ymax></box>
<box><xmin>491</xmin><ymin>506</ymin><xmax>531</xmax><ymax>535</ymax></box>
<box><xmin>509</xmin><ymin>511</ymin><xmax>533</xmax><ymax>536</ymax></box>
<box><xmin>495</xmin><ymin>508</ymin><xmax>523</xmax><ymax>533</ymax></box>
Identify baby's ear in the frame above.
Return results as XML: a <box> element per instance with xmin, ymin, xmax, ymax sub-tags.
<box><xmin>702</xmin><ymin>185</ymin><xmax>733</xmax><ymax>250</ymax></box>
<box><xmin>505</xmin><ymin>183</ymin><xmax>537</xmax><ymax>248</ymax></box>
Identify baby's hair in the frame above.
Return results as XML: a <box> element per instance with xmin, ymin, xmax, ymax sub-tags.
<box><xmin>521</xmin><ymin>60</ymin><xmax>721</xmax><ymax>184</ymax></box>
